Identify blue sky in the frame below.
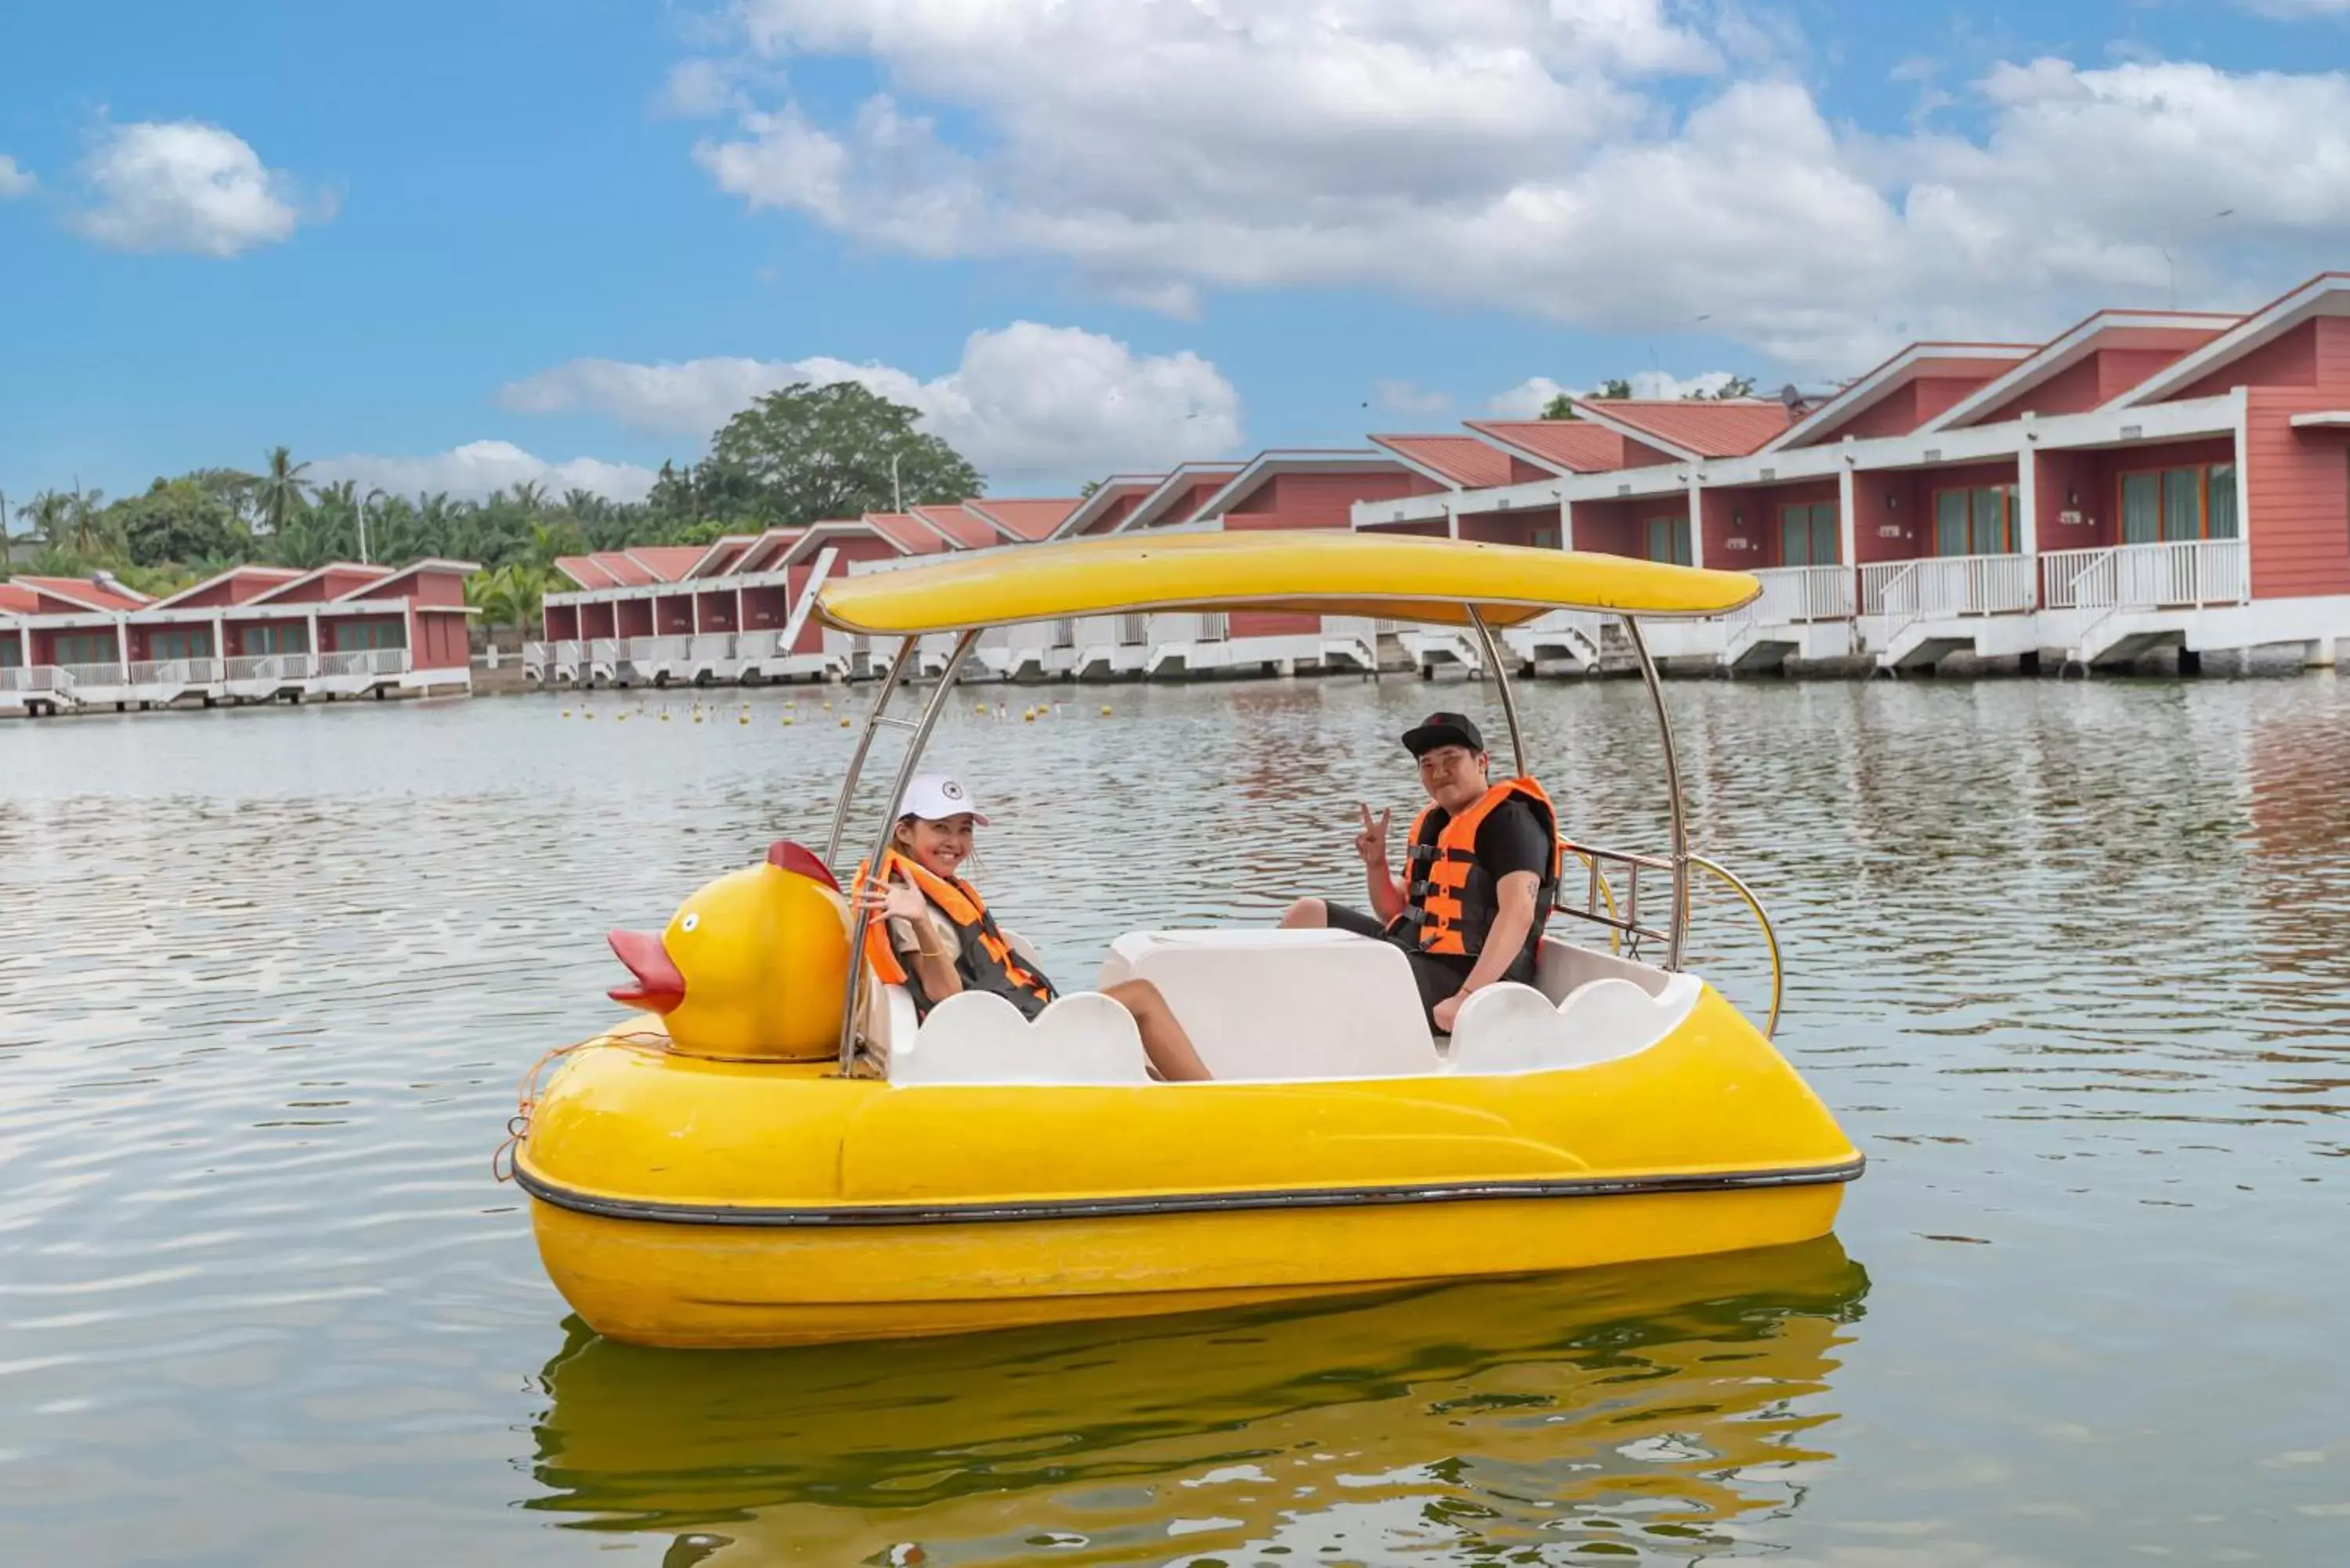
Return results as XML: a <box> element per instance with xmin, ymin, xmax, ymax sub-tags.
<box><xmin>4</xmin><ymin>0</ymin><xmax>2348</xmax><ymax>510</ymax></box>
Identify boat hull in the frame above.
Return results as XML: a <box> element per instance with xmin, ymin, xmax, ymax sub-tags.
<box><xmin>529</xmin><ymin>1178</ymin><xmax>1849</xmax><ymax>1348</ymax></box>
<box><xmin>514</xmin><ymin>983</ymin><xmax>1860</xmax><ymax>1348</ymax></box>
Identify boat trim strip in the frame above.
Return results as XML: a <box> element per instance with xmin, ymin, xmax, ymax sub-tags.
<box><xmin>513</xmin><ymin>1154</ymin><xmax>1865</xmax><ymax>1228</ymax></box>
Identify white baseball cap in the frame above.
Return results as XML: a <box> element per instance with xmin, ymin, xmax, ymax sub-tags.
<box><xmin>898</xmin><ymin>773</ymin><xmax>991</xmax><ymax>826</ymax></box>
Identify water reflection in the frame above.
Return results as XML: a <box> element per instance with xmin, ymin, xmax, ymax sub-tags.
<box><xmin>529</xmin><ymin>1239</ymin><xmax>1867</xmax><ymax>1566</ymax></box>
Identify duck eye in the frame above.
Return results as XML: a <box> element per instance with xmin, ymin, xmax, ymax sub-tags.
<box><xmin>680</xmin><ymin>912</ymin><xmax>700</xmax><ymax>933</ymax></box>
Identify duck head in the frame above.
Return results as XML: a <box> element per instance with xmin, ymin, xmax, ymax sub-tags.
<box><xmin>607</xmin><ymin>840</ymin><xmax>851</xmax><ymax>1060</ymax></box>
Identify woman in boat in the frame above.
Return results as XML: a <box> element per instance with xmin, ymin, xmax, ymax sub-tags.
<box><xmin>851</xmin><ymin>775</ymin><xmax>1214</xmax><ymax>1082</ymax></box>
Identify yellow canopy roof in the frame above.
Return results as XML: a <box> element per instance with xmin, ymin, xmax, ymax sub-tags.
<box><xmin>815</xmin><ymin>531</ymin><xmax>1759</xmax><ymax>634</ymax></box>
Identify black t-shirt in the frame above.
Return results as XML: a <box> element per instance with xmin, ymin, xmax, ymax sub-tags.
<box><xmin>1404</xmin><ymin>796</ymin><xmax>1553</xmax><ymax>974</ymax></box>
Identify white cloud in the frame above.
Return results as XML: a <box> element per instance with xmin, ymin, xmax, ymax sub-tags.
<box><xmin>660</xmin><ymin>58</ymin><xmax>741</xmax><ymax>117</ymax></box>
<box><xmin>310</xmin><ymin>442</ymin><xmax>658</xmax><ymax>504</ymax></box>
<box><xmin>0</xmin><ymin>155</ymin><xmax>34</xmax><ymax>199</ymax></box>
<box><xmin>70</xmin><ymin>121</ymin><xmax>309</xmax><ymax>256</ymax></box>
<box><xmin>1487</xmin><ymin>368</ymin><xmax>1743</xmax><ymax>414</ymax></box>
<box><xmin>1488</xmin><ymin>377</ymin><xmax>1571</xmax><ymax>418</ymax></box>
<box><xmin>1372</xmin><ymin>378</ymin><xmax>1452</xmax><ymax>415</ymax></box>
<box><xmin>499</xmin><ymin>321</ymin><xmax>1243</xmax><ymax>487</ymax></box>
<box><xmin>682</xmin><ymin>5</ymin><xmax>2350</xmax><ymax>371</ymax></box>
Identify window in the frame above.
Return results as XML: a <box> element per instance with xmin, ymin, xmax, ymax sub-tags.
<box><xmin>1932</xmin><ymin>484</ymin><xmax>2019</xmax><ymax>556</ymax></box>
<box><xmin>1644</xmin><ymin>515</ymin><xmax>1693</xmax><ymax>565</ymax></box>
<box><xmin>2121</xmin><ymin>463</ymin><xmax>2236</xmax><ymax>544</ymax></box>
<box><xmin>331</xmin><ymin>620</ymin><xmax>407</xmax><ymax>652</ymax></box>
<box><xmin>0</xmin><ymin>637</ymin><xmax>22</xmax><ymax>669</ymax></box>
<box><xmin>240</xmin><ymin>622</ymin><xmax>309</xmax><ymax>656</ymax></box>
<box><xmin>149</xmin><ymin>629</ymin><xmax>213</xmax><ymax>660</ymax></box>
<box><xmin>1530</xmin><ymin>526</ymin><xmax>1560</xmax><ymax>551</ymax></box>
<box><xmin>54</xmin><ymin>631</ymin><xmax>118</xmax><ymax>666</ymax></box>
<box><xmin>1779</xmin><ymin>502</ymin><xmax>1839</xmax><ymax>567</ymax></box>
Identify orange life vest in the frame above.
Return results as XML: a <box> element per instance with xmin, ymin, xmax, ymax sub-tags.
<box><xmin>855</xmin><ymin>851</ymin><xmax>1056</xmax><ymax>1019</ymax></box>
<box><xmin>1388</xmin><ymin>778</ymin><xmax>1560</xmax><ymax>960</ymax></box>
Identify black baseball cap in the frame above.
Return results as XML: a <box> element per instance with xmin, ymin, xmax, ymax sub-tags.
<box><xmin>1401</xmin><ymin>711</ymin><xmax>1485</xmax><ymax>757</ymax></box>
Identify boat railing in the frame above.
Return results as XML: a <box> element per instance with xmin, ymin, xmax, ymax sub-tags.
<box><xmin>1556</xmin><ymin>836</ymin><xmax>1677</xmax><ymax>957</ymax></box>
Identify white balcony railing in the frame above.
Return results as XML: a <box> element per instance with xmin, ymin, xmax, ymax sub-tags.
<box><xmin>522</xmin><ymin>641</ymin><xmax>550</xmax><ymax>670</ymax></box>
<box><xmin>1742</xmin><ymin>564</ymin><xmax>1855</xmax><ymax>624</ymax></box>
<box><xmin>1117</xmin><ymin>614</ymin><xmax>1150</xmax><ymax>647</ymax></box>
<box><xmin>1859</xmin><ymin>554</ymin><xmax>2035</xmax><ymax>621</ymax></box>
<box><xmin>2041</xmin><ymin>540</ymin><xmax>2248</xmax><ymax>611</ymax></box>
<box><xmin>127</xmin><ymin>658</ymin><xmax>223</xmax><ymax>686</ymax></box>
<box><xmin>59</xmin><ymin>661</ymin><xmax>128</xmax><ymax>688</ymax></box>
<box><xmin>316</xmin><ymin>649</ymin><xmax>409</xmax><ymax>677</ymax></box>
<box><xmin>0</xmin><ymin>666</ymin><xmax>66</xmax><ymax>693</ymax></box>
<box><xmin>225</xmin><ymin>653</ymin><xmax>317</xmax><ymax>682</ymax></box>
<box><xmin>688</xmin><ymin>633</ymin><xmax>735</xmax><ymax>663</ymax></box>
<box><xmin>736</xmin><ymin>630</ymin><xmax>782</xmax><ymax>661</ymax></box>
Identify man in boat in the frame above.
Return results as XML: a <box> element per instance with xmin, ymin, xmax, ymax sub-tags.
<box><xmin>1279</xmin><ymin>712</ymin><xmax>1557</xmax><ymax>1035</ymax></box>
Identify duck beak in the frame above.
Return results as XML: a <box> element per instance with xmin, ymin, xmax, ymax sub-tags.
<box><xmin>607</xmin><ymin>929</ymin><xmax>686</xmax><ymax>1013</ymax></box>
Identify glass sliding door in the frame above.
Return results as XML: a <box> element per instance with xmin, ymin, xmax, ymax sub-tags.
<box><xmin>1779</xmin><ymin>502</ymin><xmax>1838</xmax><ymax>566</ymax></box>
<box><xmin>2160</xmin><ymin>468</ymin><xmax>2202</xmax><ymax>543</ymax></box>
<box><xmin>2120</xmin><ymin>463</ymin><xmax>2237</xmax><ymax>543</ymax></box>
<box><xmin>2121</xmin><ymin>471</ymin><xmax>2160</xmax><ymax>544</ymax></box>
<box><xmin>1645</xmin><ymin>515</ymin><xmax>1692</xmax><ymax>566</ymax></box>
<box><xmin>1934</xmin><ymin>490</ymin><xmax>1969</xmax><ymax>556</ymax></box>
<box><xmin>2206</xmin><ymin>464</ymin><xmax>2238</xmax><ymax>539</ymax></box>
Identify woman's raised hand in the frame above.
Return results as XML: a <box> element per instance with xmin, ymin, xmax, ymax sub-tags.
<box><xmin>853</xmin><ymin>870</ymin><xmax>929</xmax><ymax>924</ymax></box>
<box><xmin>1353</xmin><ymin>802</ymin><xmax>1391</xmax><ymax>869</ymax></box>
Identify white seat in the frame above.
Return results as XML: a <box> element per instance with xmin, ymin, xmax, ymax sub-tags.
<box><xmin>1099</xmin><ymin>929</ymin><xmax>1442</xmax><ymax>1081</ymax></box>
<box><xmin>891</xmin><ymin>990</ymin><xmax>1152</xmax><ymax>1085</ymax></box>
<box><xmin>1446</xmin><ymin>976</ymin><xmax>1694</xmax><ymax>1075</ymax></box>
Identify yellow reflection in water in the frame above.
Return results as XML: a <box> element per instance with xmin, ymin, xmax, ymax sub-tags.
<box><xmin>526</xmin><ymin>1238</ymin><xmax>1867</xmax><ymax>1565</ymax></box>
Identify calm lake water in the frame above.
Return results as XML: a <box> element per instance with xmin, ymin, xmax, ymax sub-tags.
<box><xmin>4</xmin><ymin>673</ymin><xmax>2347</xmax><ymax>1566</ymax></box>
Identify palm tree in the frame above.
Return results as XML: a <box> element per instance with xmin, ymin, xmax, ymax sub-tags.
<box><xmin>466</xmin><ymin>562</ymin><xmax>548</xmax><ymax>642</ymax></box>
<box><xmin>20</xmin><ymin>490</ymin><xmax>71</xmax><ymax>551</ymax></box>
<box><xmin>255</xmin><ymin>447</ymin><xmax>311</xmax><ymax>537</ymax></box>
<box><xmin>510</xmin><ymin>479</ymin><xmax>548</xmax><ymax>515</ymax></box>
<box><xmin>65</xmin><ymin>486</ymin><xmax>115</xmax><ymax>562</ymax></box>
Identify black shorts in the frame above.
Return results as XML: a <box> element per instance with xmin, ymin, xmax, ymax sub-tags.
<box><xmin>1321</xmin><ymin>902</ymin><xmax>1474</xmax><ymax>1031</ymax></box>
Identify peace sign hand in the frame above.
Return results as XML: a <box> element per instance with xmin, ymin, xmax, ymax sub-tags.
<box><xmin>1353</xmin><ymin>802</ymin><xmax>1392</xmax><ymax>870</ymax></box>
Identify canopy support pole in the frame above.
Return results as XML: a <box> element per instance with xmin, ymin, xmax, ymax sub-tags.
<box><xmin>1622</xmin><ymin>617</ymin><xmax>1689</xmax><ymax>970</ymax></box>
<box><xmin>836</xmin><ymin>627</ymin><xmax>981</xmax><ymax>1077</ymax></box>
<box><xmin>823</xmin><ymin>638</ymin><xmax>920</xmax><ymax>867</ymax></box>
<box><xmin>1463</xmin><ymin>607</ymin><xmax>1526</xmax><ymax>780</ymax></box>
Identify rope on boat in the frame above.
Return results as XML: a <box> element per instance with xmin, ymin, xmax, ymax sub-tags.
<box><xmin>490</xmin><ymin>1028</ymin><xmax>673</xmax><ymax>1183</ymax></box>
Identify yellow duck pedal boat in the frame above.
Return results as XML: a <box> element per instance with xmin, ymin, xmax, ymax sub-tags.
<box><xmin>505</xmin><ymin>534</ymin><xmax>1863</xmax><ymax>1349</ymax></box>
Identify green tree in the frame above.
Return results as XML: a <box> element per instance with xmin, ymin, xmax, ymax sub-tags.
<box><xmin>255</xmin><ymin>447</ymin><xmax>312</xmax><ymax>537</ymax></box>
<box><xmin>466</xmin><ymin>562</ymin><xmax>549</xmax><ymax>638</ymax></box>
<box><xmin>1697</xmin><ymin>375</ymin><xmax>1757</xmax><ymax>400</ymax></box>
<box><xmin>112</xmin><ymin>479</ymin><xmax>240</xmax><ymax>565</ymax></box>
<box><xmin>705</xmin><ymin>381</ymin><xmax>982</xmax><ymax>526</ymax></box>
<box><xmin>1542</xmin><ymin>378</ymin><xmax>1635</xmax><ymax>418</ymax></box>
